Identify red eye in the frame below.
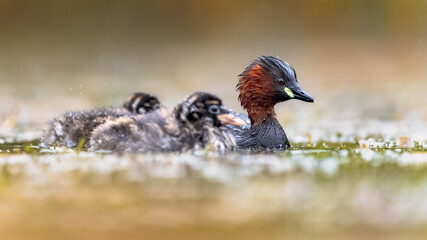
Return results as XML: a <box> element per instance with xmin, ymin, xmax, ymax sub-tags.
<box><xmin>276</xmin><ymin>78</ymin><xmax>285</xmax><ymax>85</ymax></box>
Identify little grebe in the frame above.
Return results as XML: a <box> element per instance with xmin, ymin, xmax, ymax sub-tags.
<box><xmin>90</xmin><ymin>92</ymin><xmax>245</xmax><ymax>153</ymax></box>
<box><xmin>123</xmin><ymin>92</ymin><xmax>161</xmax><ymax>114</ymax></box>
<box><xmin>42</xmin><ymin>92</ymin><xmax>161</xmax><ymax>148</ymax></box>
<box><xmin>229</xmin><ymin>55</ymin><xmax>315</xmax><ymax>150</ymax></box>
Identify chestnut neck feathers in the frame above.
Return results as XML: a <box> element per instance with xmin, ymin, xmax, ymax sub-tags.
<box><xmin>233</xmin><ymin>55</ymin><xmax>315</xmax><ymax>150</ymax></box>
<box><xmin>237</xmin><ymin>63</ymin><xmax>278</xmax><ymax>125</ymax></box>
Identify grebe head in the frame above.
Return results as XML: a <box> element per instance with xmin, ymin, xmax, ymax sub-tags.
<box><xmin>123</xmin><ymin>92</ymin><xmax>161</xmax><ymax>114</ymax></box>
<box><xmin>258</xmin><ymin>55</ymin><xmax>314</xmax><ymax>103</ymax></box>
<box><xmin>237</xmin><ymin>55</ymin><xmax>314</xmax><ymax>124</ymax></box>
<box><xmin>175</xmin><ymin>92</ymin><xmax>245</xmax><ymax>128</ymax></box>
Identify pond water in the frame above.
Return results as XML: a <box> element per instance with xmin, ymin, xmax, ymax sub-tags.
<box><xmin>1</xmin><ymin>133</ymin><xmax>427</xmax><ymax>240</ymax></box>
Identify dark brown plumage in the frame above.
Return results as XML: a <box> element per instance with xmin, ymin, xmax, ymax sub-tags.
<box><xmin>90</xmin><ymin>92</ymin><xmax>244</xmax><ymax>153</ymax></box>
<box><xmin>42</xmin><ymin>92</ymin><xmax>161</xmax><ymax>148</ymax></box>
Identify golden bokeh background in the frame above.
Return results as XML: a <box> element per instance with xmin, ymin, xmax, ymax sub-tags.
<box><xmin>0</xmin><ymin>0</ymin><xmax>426</xmax><ymax>132</ymax></box>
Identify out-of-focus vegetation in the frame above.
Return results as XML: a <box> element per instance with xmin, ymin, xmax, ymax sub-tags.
<box><xmin>0</xmin><ymin>0</ymin><xmax>426</xmax><ymax>133</ymax></box>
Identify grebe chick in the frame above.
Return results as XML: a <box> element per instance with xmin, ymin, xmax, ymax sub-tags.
<box><xmin>123</xmin><ymin>92</ymin><xmax>161</xmax><ymax>114</ymax></box>
<box><xmin>229</xmin><ymin>55</ymin><xmax>315</xmax><ymax>150</ymax></box>
<box><xmin>42</xmin><ymin>92</ymin><xmax>161</xmax><ymax>148</ymax></box>
<box><xmin>90</xmin><ymin>92</ymin><xmax>245</xmax><ymax>153</ymax></box>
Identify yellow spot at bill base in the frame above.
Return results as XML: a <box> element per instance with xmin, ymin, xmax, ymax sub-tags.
<box><xmin>284</xmin><ymin>87</ymin><xmax>294</xmax><ymax>98</ymax></box>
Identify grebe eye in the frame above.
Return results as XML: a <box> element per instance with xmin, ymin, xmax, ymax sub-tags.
<box><xmin>276</xmin><ymin>78</ymin><xmax>285</xmax><ymax>85</ymax></box>
<box><xmin>209</xmin><ymin>105</ymin><xmax>220</xmax><ymax>114</ymax></box>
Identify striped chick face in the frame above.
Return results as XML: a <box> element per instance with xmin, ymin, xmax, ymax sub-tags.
<box><xmin>123</xmin><ymin>92</ymin><xmax>161</xmax><ymax>114</ymax></box>
<box><xmin>178</xmin><ymin>92</ymin><xmax>245</xmax><ymax>128</ymax></box>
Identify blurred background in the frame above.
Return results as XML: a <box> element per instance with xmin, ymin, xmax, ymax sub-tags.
<box><xmin>0</xmin><ymin>0</ymin><xmax>426</xmax><ymax>138</ymax></box>
<box><xmin>1</xmin><ymin>2</ymin><xmax>427</xmax><ymax>240</ymax></box>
